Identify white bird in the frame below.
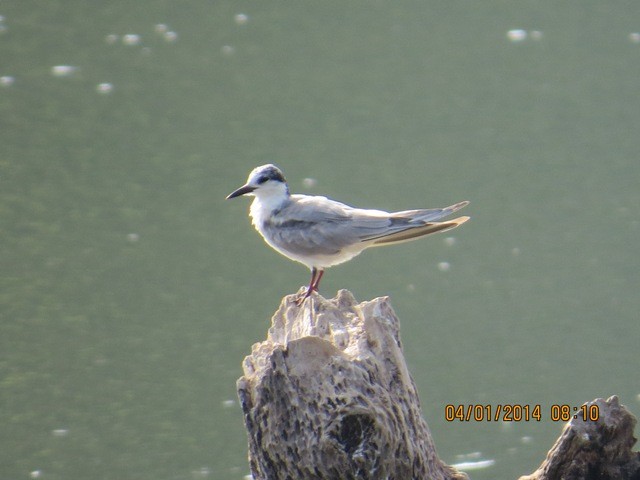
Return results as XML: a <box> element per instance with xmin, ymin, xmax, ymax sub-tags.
<box><xmin>226</xmin><ymin>164</ymin><xmax>469</xmax><ymax>304</ymax></box>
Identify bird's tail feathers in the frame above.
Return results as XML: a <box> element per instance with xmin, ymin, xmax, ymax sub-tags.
<box><xmin>391</xmin><ymin>201</ymin><xmax>470</xmax><ymax>223</ymax></box>
<box><xmin>368</xmin><ymin>216</ymin><xmax>470</xmax><ymax>247</ymax></box>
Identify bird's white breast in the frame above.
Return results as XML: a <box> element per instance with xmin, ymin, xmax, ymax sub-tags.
<box><xmin>249</xmin><ymin>195</ymin><xmax>285</xmax><ymax>232</ymax></box>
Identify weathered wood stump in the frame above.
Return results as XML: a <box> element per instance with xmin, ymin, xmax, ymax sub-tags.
<box><xmin>236</xmin><ymin>289</ymin><xmax>467</xmax><ymax>480</ymax></box>
<box><xmin>236</xmin><ymin>289</ymin><xmax>640</xmax><ymax>480</ymax></box>
<box><xmin>521</xmin><ymin>396</ymin><xmax>640</xmax><ymax>480</ymax></box>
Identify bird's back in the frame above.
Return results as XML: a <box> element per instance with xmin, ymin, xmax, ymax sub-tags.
<box><xmin>252</xmin><ymin>194</ymin><xmax>468</xmax><ymax>268</ymax></box>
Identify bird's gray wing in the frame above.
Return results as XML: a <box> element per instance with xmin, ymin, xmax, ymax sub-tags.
<box><xmin>265</xmin><ymin>197</ymin><xmax>468</xmax><ymax>255</ymax></box>
<box><xmin>264</xmin><ymin>195</ymin><xmax>395</xmax><ymax>256</ymax></box>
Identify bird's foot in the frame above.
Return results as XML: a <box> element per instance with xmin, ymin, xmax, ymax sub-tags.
<box><xmin>295</xmin><ymin>268</ymin><xmax>324</xmax><ymax>306</ymax></box>
<box><xmin>295</xmin><ymin>286</ymin><xmax>317</xmax><ymax>307</ymax></box>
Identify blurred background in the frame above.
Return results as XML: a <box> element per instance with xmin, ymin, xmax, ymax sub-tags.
<box><xmin>1</xmin><ymin>1</ymin><xmax>639</xmax><ymax>479</ymax></box>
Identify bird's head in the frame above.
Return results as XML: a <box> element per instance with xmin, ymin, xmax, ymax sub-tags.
<box><xmin>226</xmin><ymin>164</ymin><xmax>289</xmax><ymax>201</ymax></box>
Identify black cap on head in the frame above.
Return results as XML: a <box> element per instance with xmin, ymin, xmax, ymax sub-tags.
<box><xmin>254</xmin><ymin>164</ymin><xmax>286</xmax><ymax>185</ymax></box>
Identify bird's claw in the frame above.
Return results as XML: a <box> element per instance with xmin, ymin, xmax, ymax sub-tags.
<box><xmin>295</xmin><ymin>286</ymin><xmax>316</xmax><ymax>306</ymax></box>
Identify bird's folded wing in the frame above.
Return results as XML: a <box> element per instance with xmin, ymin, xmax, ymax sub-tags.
<box><xmin>266</xmin><ymin>197</ymin><xmax>469</xmax><ymax>255</ymax></box>
<box><xmin>266</xmin><ymin>195</ymin><xmax>392</xmax><ymax>255</ymax></box>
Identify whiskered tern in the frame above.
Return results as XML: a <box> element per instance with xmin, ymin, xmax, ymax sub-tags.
<box><xmin>226</xmin><ymin>164</ymin><xmax>469</xmax><ymax>304</ymax></box>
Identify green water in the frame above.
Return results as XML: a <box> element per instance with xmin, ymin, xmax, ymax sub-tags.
<box><xmin>1</xmin><ymin>2</ymin><xmax>639</xmax><ymax>479</ymax></box>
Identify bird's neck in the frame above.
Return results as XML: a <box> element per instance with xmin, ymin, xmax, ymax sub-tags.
<box><xmin>250</xmin><ymin>192</ymin><xmax>289</xmax><ymax>227</ymax></box>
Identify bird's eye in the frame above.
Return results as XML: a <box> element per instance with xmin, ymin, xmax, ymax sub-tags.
<box><xmin>257</xmin><ymin>176</ymin><xmax>268</xmax><ymax>184</ymax></box>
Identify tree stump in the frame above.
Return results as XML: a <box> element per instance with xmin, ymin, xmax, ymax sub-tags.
<box><xmin>521</xmin><ymin>396</ymin><xmax>640</xmax><ymax>480</ymax></box>
<box><xmin>236</xmin><ymin>290</ymin><xmax>640</xmax><ymax>479</ymax></box>
<box><xmin>236</xmin><ymin>289</ymin><xmax>467</xmax><ymax>480</ymax></box>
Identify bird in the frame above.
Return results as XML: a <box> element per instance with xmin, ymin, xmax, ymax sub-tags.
<box><xmin>226</xmin><ymin>164</ymin><xmax>469</xmax><ymax>304</ymax></box>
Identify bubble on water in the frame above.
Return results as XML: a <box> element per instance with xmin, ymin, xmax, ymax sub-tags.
<box><xmin>444</xmin><ymin>236</ymin><xmax>456</xmax><ymax>247</ymax></box>
<box><xmin>96</xmin><ymin>82</ymin><xmax>114</xmax><ymax>94</ymax></box>
<box><xmin>455</xmin><ymin>451</ymin><xmax>482</xmax><ymax>460</ymax></box>
<box><xmin>629</xmin><ymin>32</ymin><xmax>640</xmax><ymax>44</ymax></box>
<box><xmin>122</xmin><ymin>34</ymin><xmax>141</xmax><ymax>46</ymax></box>
<box><xmin>51</xmin><ymin>65</ymin><xmax>78</xmax><ymax>77</ymax></box>
<box><xmin>222</xmin><ymin>399</ymin><xmax>236</xmax><ymax>408</ymax></box>
<box><xmin>154</xmin><ymin>23</ymin><xmax>168</xmax><ymax>34</ymax></box>
<box><xmin>437</xmin><ymin>261</ymin><xmax>451</xmax><ymax>272</ymax></box>
<box><xmin>221</xmin><ymin>45</ymin><xmax>235</xmax><ymax>56</ymax></box>
<box><xmin>0</xmin><ymin>75</ymin><xmax>15</xmax><ymax>87</ymax></box>
<box><xmin>126</xmin><ymin>232</ymin><xmax>140</xmax><ymax>242</ymax></box>
<box><xmin>30</xmin><ymin>471</ymin><xmax>42</xmax><ymax>479</ymax></box>
<box><xmin>507</xmin><ymin>29</ymin><xmax>527</xmax><ymax>42</ymax></box>
<box><xmin>164</xmin><ymin>31</ymin><xmax>178</xmax><ymax>43</ymax></box>
<box><xmin>94</xmin><ymin>356</ymin><xmax>108</xmax><ymax>366</ymax></box>
<box><xmin>191</xmin><ymin>467</ymin><xmax>211</xmax><ymax>477</ymax></box>
<box><xmin>450</xmin><ymin>459</ymin><xmax>495</xmax><ymax>471</ymax></box>
<box><xmin>52</xmin><ymin>428</ymin><xmax>69</xmax><ymax>437</ymax></box>
<box><xmin>302</xmin><ymin>177</ymin><xmax>317</xmax><ymax>188</ymax></box>
<box><xmin>234</xmin><ymin>13</ymin><xmax>249</xmax><ymax>25</ymax></box>
<box><xmin>105</xmin><ymin>33</ymin><xmax>119</xmax><ymax>45</ymax></box>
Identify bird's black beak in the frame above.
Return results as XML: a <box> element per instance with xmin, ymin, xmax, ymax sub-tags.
<box><xmin>226</xmin><ymin>184</ymin><xmax>256</xmax><ymax>199</ymax></box>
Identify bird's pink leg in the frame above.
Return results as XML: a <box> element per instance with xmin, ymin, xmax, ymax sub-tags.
<box><xmin>296</xmin><ymin>267</ymin><xmax>323</xmax><ymax>305</ymax></box>
<box><xmin>311</xmin><ymin>269</ymin><xmax>324</xmax><ymax>292</ymax></box>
